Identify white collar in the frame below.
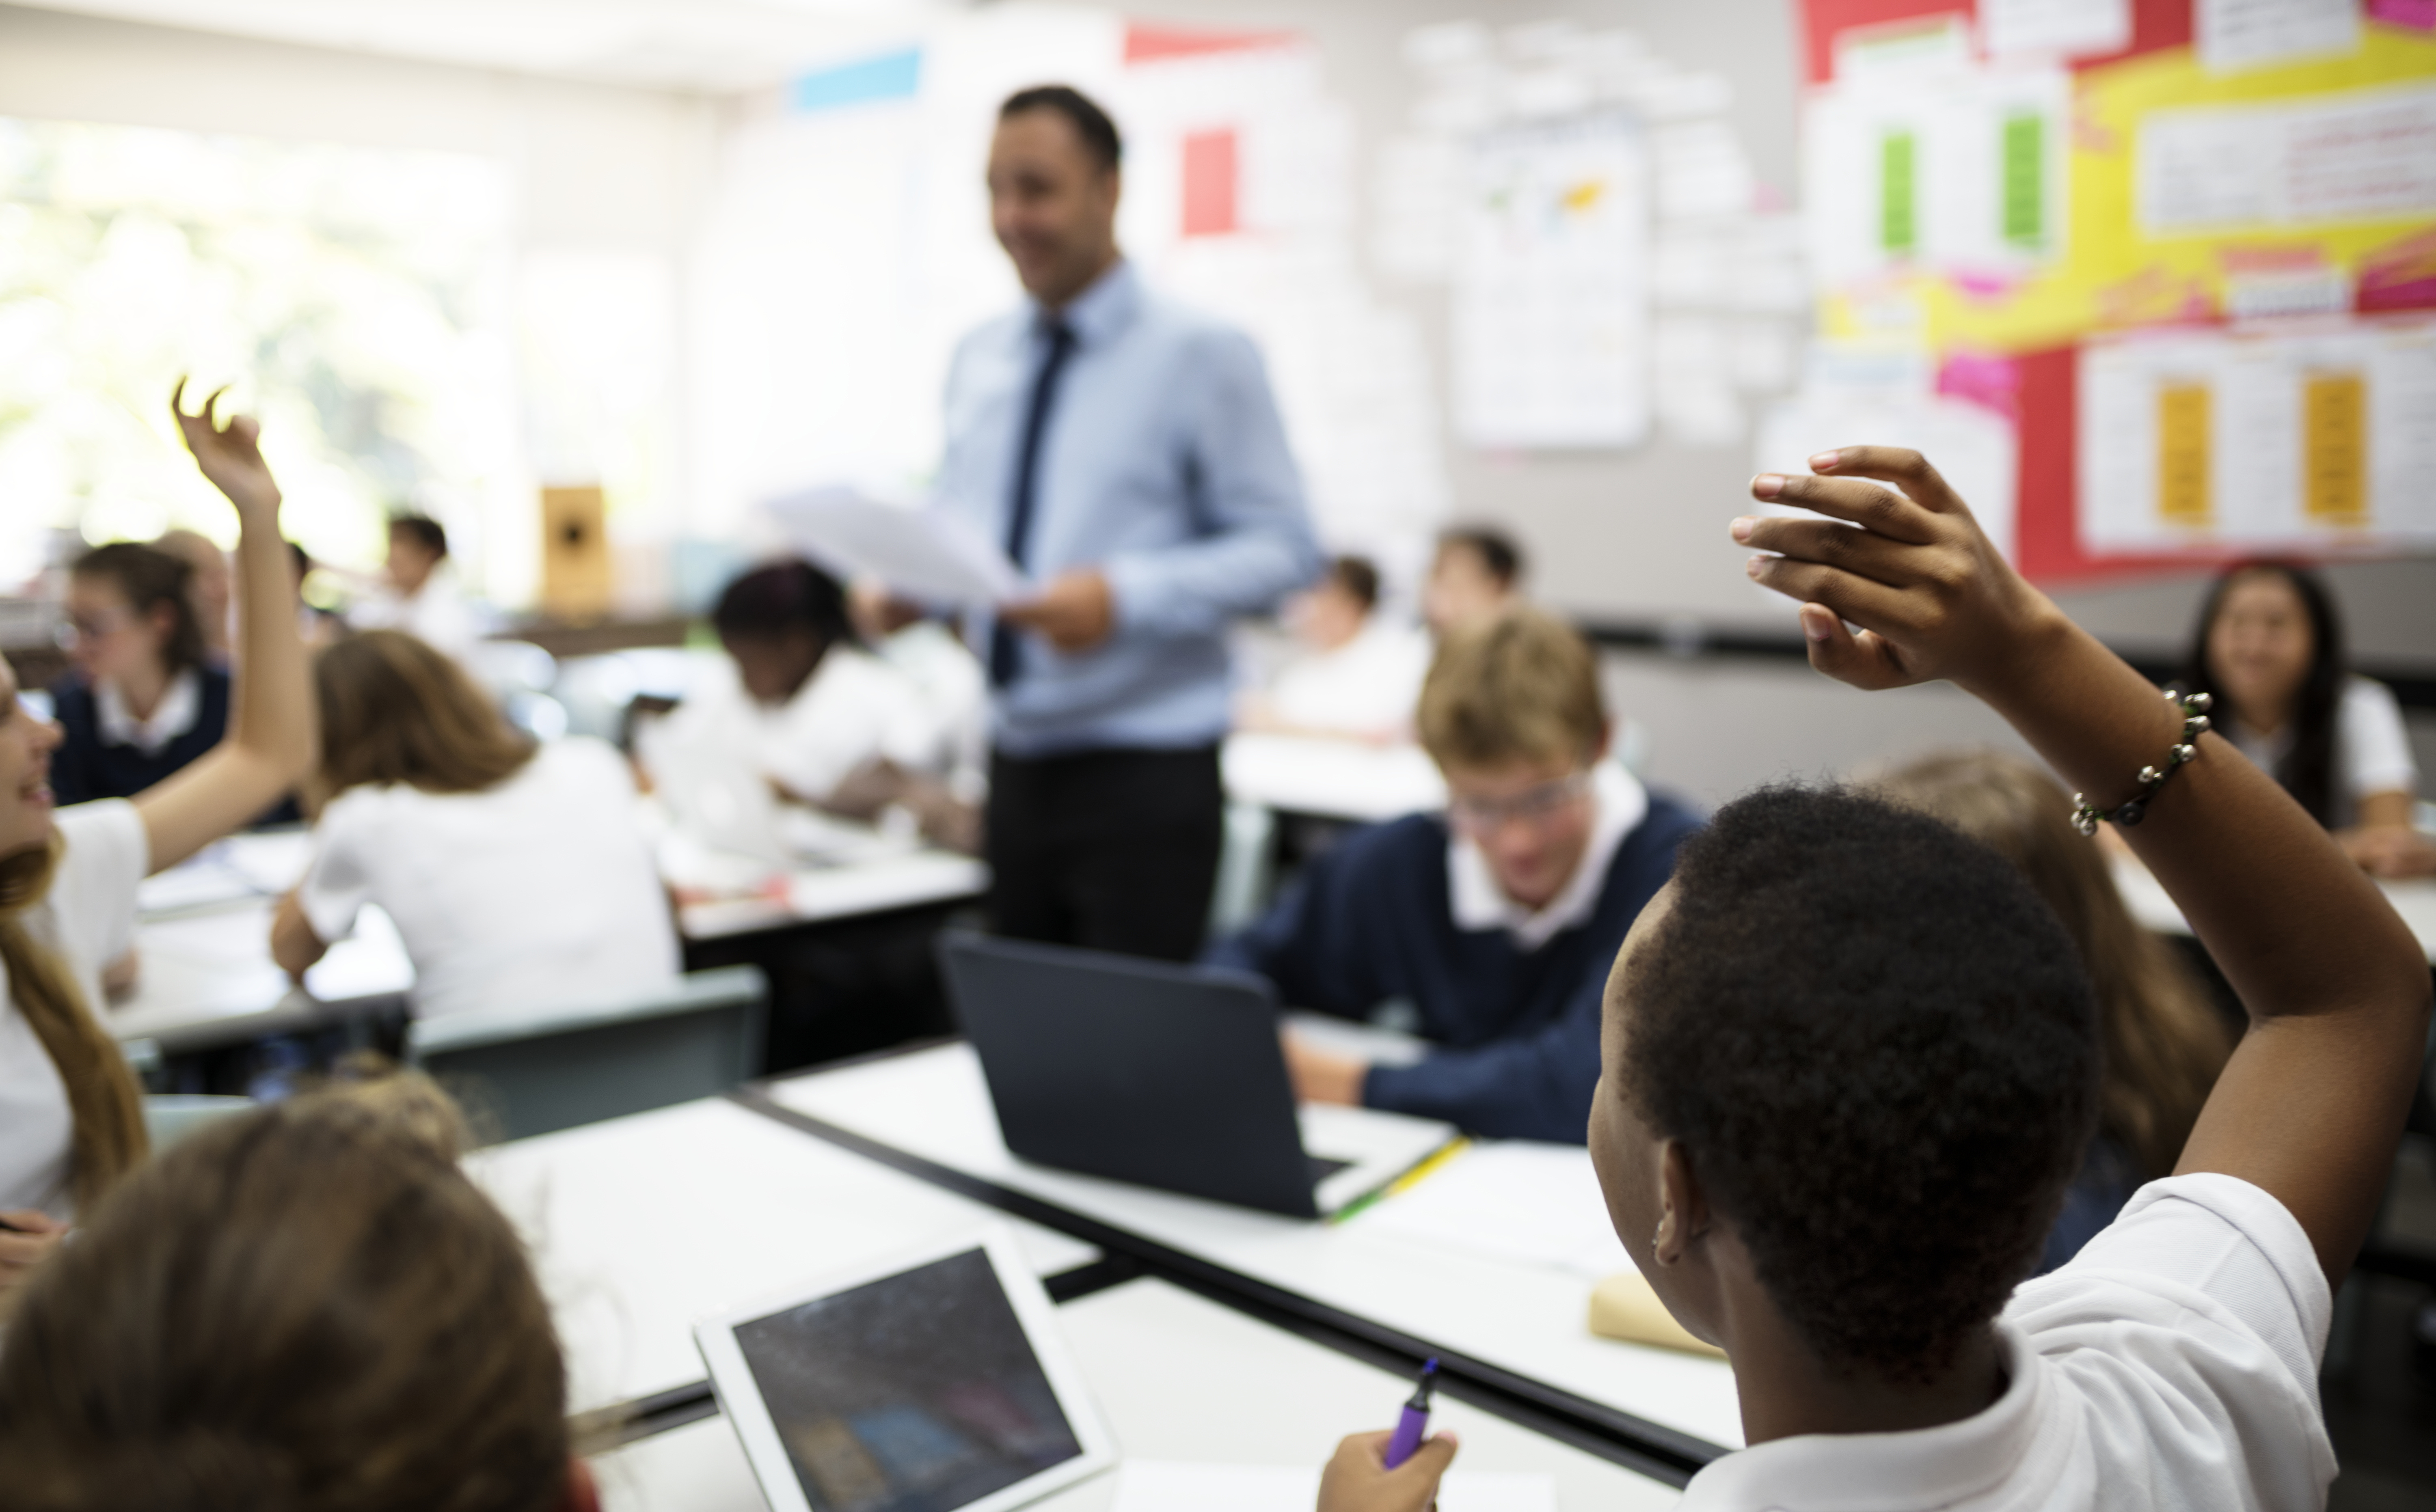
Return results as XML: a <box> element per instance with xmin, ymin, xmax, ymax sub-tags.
<box><xmin>1679</xmin><ymin>1323</ymin><xmax>2043</xmax><ymax>1512</ymax></box>
<box><xmin>1447</xmin><ymin>762</ymin><xmax>1648</xmax><ymax>950</ymax></box>
<box><xmin>96</xmin><ymin>667</ymin><xmax>203</xmax><ymax>757</ymax></box>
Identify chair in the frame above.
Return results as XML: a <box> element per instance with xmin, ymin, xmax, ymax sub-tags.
<box><xmin>405</xmin><ymin>966</ymin><xmax>767</xmax><ymax>1145</ymax></box>
<box><xmin>143</xmin><ymin>1094</ymin><xmax>254</xmax><ymax>1151</ymax></box>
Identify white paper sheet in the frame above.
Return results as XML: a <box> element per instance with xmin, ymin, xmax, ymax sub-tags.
<box><xmin>1111</xmin><ymin>1460</ymin><xmax>1555</xmax><ymax>1512</ymax></box>
<box><xmin>2196</xmin><ymin>0</ymin><xmax>2359</xmax><ymax>73</ymax></box>
<box><xmin>1980</xmin><ymin>0</ymin><xmax>2131</xmax><ymax>58</ymax></box>
<box><xmin>2138</xmin><ymin>84</ymin><xmax>2436</xmax><ymax>234</ymax></box>
<box><xmin>1348</xmin><ymin>1141</ymin><xmax>1628</xmax><ymax>1281</ymax></box>
<box><xmin>765</xmin><ymin>487</ymin><xmax>1023</xmax><ymax>606</ymax></box>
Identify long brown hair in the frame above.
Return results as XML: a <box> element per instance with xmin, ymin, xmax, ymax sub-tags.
<box><xmin>0</xmin><ymin>1076</ymin><xmax>570</xmax><ymax>1512</ymax></box>
<box><xmin>1872</xmin><ymin>750</ymin><xmax>2234</xmax><ymax>1180</ymax></box>
<box><xmin>0</xmin><ymin>834</ymin><xmax>147</xmax><ymax>1212</ymax></box>
<box><xmin>315</xmin><ymin>630</ymin><xmax>533</xmax><ymax>799</ymax></box>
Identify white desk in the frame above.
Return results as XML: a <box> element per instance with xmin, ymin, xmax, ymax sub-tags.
<box><xmin>467</xmin><ymin>1097</ymin><xmax>1098</xmax><ymax>1416</ymax></box>
<box><xmin>108</xmin><ymin>897</ymin><xmax>416</xmax><ymax>1048</ymax></box>
<box><xmin>591</xmin><ymin>1276</ymin><xmax>1685</xmax><ymax>1512</ymax></box>
<box><xmin>677</xmin><ymin>850</ymin><xmax>988</xmax><ymax>942</ymax></box>
<box><xmin>2112</xmin><ymin>855</ymin><xmax>2436</xmax><ymax>964</ymax></box>
<box><xmin>761</xmin><ymin>1045</ymin><xmax>1744</xmax><ymax>1455</ymax></box>
<box><xmin>1222</xmin><ymin>733</ymin><xmax>1447</xmax><ymax>825</ymax></box>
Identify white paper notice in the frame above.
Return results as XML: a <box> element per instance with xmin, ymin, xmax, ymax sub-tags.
<box><xmin>1348</xmin><ymin>1141</ymin><xmax>1628</xmax><ymax>1280</ymax></box>
<box><xmin>2196</xmin><ymin>0</ymin><xmax>2359</xmax><ymax>73</ymax></box>
<box><xmin>2138</xmin><ymin>84</ymin><xmax>2436</xmax><ymax>233</ymax></box>
<box><xmin>765</xmin><ymin>487</ymin><xmax>1023</xmax><ymax>606</ymax></box>
<box><xmin>1980</xmin><ymin>0</ymin><xmax>2131</xmax><ymax>59</ymax></box>
<box><xmin>1112</xmin><ymin>1462</ymin><xmax>1555</xmax><ymax>1512</ymax></box>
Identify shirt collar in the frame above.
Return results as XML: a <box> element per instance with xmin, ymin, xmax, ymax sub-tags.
<box><xmin>1678</xmin><ymin>1322</ymin><xmax>2043</xmax><ymax>1512</ymax></box>
<box><xmin>1447</xmin><ymin>762</ymin><xmax>1649</xmax><ymax>950</ymax></box>
<box><xmin>1037</xmin><ymin>257</ymin><xmax>1139</xmax><ymax>350</ymax></box>
<box><xmin>95</xmin><ymin>667</ymin><xmax>203</xmax><ymax>757</ymax></box>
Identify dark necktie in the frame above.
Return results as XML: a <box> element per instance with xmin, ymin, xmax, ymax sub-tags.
<box><xmin>989</xmin><ymin>320</ymin><xmax>1078</xmax><ymax>688</ymax></box>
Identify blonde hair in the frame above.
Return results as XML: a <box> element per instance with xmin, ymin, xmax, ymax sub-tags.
<box><xmin>315</xmin><ymin>630</ymin><xmax>533</xmax><ymax>800</ymax></box>
<box><xmin>1417</xmin><ymin>607</ymin><xmax>1605</xmax><ymax>772</ymax></box>
<box><xmin>0</xmin><ymin>834</ymin><xmax>147</xmax><ymax>1212</ymax></box>
<box><xmin>1870</xmin><ymin>750</ymin><xmax>2234</xmax><ymax>1179</ymax></box>
<box><xmin>0</xmin><ymin>1072</ymin><xmax>568</xmax><ymax>1512</ymax></box>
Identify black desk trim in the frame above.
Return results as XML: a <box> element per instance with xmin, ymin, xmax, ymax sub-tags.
<box><xmin>722</xmin><ymin>1081</ymin><xmax>1721</xmax><ymax>1486</ymax></box>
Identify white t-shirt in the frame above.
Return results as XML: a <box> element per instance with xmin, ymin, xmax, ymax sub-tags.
<box><xmin>1266</xmin><ymin>620</ymin><xmax>1432</xmax><ymax>738</ymax></box>
<box><xmin>297</xmin><ymin>738</ymin><xmax>678</xmax><ymax>1020</ymax></box>
<box><xmin>645</xmin><ymin>646</ymin><xmax>942</xmax><ymax>804</ymax></box>
<box><xmin>1678</xmin><ymin>1173</ymin><xmax>2333</xmax><ymax>1512</ymax></box>
<box><xmin>2224</xmin><ymin>675</ymin><xmax>2419</xmax><ymax>828</ymax></box>
<box><xmin>348</xmin><ymin>568</ymin><xmax>486</xmax><ymax>660</ymax></box>
<box><xmin>0</xmin><ymin>800</ymin><xmax>148</xmax><ymax>1217</ymax></box>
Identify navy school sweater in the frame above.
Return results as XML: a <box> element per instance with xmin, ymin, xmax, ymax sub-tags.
<box><xmin>1204</xmin><ymin>793</ymin><xmax>1703</xmax><ymax>1142</ymax></box>
<box><xmin>49</xmin><ymin>668</ymin><xmax>232</xmax><ymax>806</ymax></box>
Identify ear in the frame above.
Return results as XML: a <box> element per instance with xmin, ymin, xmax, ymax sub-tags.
<box><xmin>1650</xmin><ymin>1138</ymin><xmax>1710</xmax><ymax>1266</ymax></box>
<box><xmin>1593</xmin><ymin>721</ymin><xmax>1615</xmax><ymax>764</ymax></box>
<box><xmin>560</xmin><ymin>1456</ymin><xmax>601</xmax><ymax>1512</ymax></box>
<box><xmin>147</xmin><ymin>600</ymin><xmax>181</xmax><ymax>644</ymax></box>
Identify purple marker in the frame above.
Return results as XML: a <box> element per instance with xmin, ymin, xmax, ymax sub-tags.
<box><xmin>1383</xmin><ymin>1357</ymin><xmax>1440</xmax><ymax>1469</ymax></box>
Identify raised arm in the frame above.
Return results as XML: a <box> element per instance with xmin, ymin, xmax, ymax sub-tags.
<box><xmin>134</xmin><ymin>382</ymin><xmax>316</xmax><ymax>873</ymax></box>
<box><xmin>1736</xmin><ymin>447</ymin><xmax>2430</xmax><ymax>1286</ymax></box>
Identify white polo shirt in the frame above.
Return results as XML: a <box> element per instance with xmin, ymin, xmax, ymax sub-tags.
<box><xmin>1679</xmin><ymin>1172</ymin><xmax>2333</xmax><ymax>1511</ymax></box>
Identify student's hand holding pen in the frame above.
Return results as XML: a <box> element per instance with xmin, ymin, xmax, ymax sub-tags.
<box><xmin>1317</xmin><ymin>1428</ymin><xmax>1458</xmax><ymax>1512</ymax></box>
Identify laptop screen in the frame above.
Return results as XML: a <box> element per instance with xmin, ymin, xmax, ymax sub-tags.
<box><xmin>733</xmin><ymin>1247</ymin><xmax>1086</xmax><ymax>1512</ymax></box>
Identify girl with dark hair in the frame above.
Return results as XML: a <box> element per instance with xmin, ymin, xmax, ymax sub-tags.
<box><xmin>2179</xmin><ymin>561</ymin><xmax>2433</xmax><ymax>878</ymax></box>
<box><xmin>641</xmin><ymin>558</ymin><xmax>980</xmax><ymax>854</ymax></box>
<box><xmin>48</xmin><ymin>541</ymin><xmax>233</xmax><ymax>805</ymax></box>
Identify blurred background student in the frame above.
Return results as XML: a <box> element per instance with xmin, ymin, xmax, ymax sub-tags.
<box><xmin>1421</xmin><ymin>525</ymin><xmax>1524</xmax><ymax>637</ymax></box>
<box><xmin>48</xmin><ymin>542</ymin><xmax>230</xmax><ymax>807</ymax></box>
<box><xmin>273</xmin><ymin>628</ymin><xmax>677</xmax><ymax>1019</ymax></box>
<box><xmin>348</xmin><ymin>512</ymin><xmax>484</xmax><ymax>662</ymax></box>
<box><xmin>152</xmin><ymin>527</ymin><xmax>233</xmax><ymax>664</ymax></box>
<box><xmin>1237</xmin><ymin>555</ymin><xmax>1429</xmax><ymax>744</ymax></box>
<box><xmin>2178</xmin><ymin>561</ymin><xmax>2434</xmax><ymax>878</ymax></box>
<box><xmin>1871</xmin><ymin>748</ymin><xmax>2235</xmax><ymax>1272</ymax></box>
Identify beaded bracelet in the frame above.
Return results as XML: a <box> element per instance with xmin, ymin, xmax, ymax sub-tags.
<box><xmin>2071</xmin><ymin>690</ymin><xmax>2212</xmax><ymax>836</ymax></box>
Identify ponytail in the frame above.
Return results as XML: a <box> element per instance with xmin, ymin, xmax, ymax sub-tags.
<box><xmin>0</xmin><ymin>836</ymin><xmax>149</xmax><ymax>1212</ymax></box>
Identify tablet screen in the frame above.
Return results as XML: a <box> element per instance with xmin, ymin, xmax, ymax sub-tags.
<box><xmin>733</xmin><ymin>1247</ymin><xmax>1086</xmax><ymax>1512</ymax></box>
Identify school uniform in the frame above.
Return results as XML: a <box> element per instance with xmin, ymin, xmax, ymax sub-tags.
<box><xmin>296</xmin><ymin>738</ymin><xmax>676</xmax><ymax>1020</ymax></box>
<box><xmin>1263</xmin><ymin>619</ymin><xmax>1432</xmax><ymax>738</ymax></box>
<box><xmin>0</xmin><ymin>800</ymin><xmax>147</xmax><ymax>1217</ymax></box>
<box><xmin>1205</xmin><ymin>765</ymin><xmax>1700</xmax><ymax>1141</ymax></box>
<box><xmin>48</xmin><ymin>667</ymin><xmax>229</xmax><ymax>805</ymax></box>
<box><xmin>349</xmin><ymin>568</ymin><xmax>486</xmax><ymax>662</ymax></box>
<box><xmin>644</xmin><ymin>645</ymin><xmax>948</xmax><ymax>805</ymax></box>
<box><xmin>1680</xmin><ymin>1173</ymin><xmax>2333</xmax><ymax>1511</ymax></box>
<box><xmin>2224</xmin><ymin>675</ymin><xmax>2419</xmax><ymax>828</ymax></box>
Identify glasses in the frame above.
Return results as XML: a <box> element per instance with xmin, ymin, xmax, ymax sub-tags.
<box><xmin>1447</xmin><ymin>769</ymin><xmax>1594</xmax><ymax>835</ymax></box>
<box><xmin>54</xmin><ymin>609</ymin><xmax>133</xmax><ymax>649</ymax></box>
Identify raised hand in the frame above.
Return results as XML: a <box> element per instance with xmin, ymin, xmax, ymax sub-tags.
<box><xmin>171</xmin><ymin>377</ymin><xmax>281</xmax><ymax>518</ymax></box>
<box><xmin>1732</xmin><ymin>447</ymin><xmax>2056</xmax><ymax>698</ymax></box>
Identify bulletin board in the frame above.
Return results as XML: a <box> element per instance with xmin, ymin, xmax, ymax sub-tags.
<box><xmin>1795</xmin><ymin>0</ymin><xmax>2436</xmax><ymax>585</ymax></box>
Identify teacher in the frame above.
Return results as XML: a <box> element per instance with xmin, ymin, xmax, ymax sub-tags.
<box><xmin>938</xmin><ymin>84</ymin><xmax>1319</xmax><ymax>961</ymax></box>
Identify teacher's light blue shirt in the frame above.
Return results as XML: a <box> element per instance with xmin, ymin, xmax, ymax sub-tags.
<box><xmin>938</xmin><ymin>260</ymin><xmax>1320</xmax><ymax>759</ymax></box>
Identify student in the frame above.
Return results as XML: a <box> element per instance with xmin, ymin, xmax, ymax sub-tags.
<box><xmin>1238</xmin><ymin>555</ymin><xmax>1430</xmax><ymax>743</ymax></box>
<box><xmin>0</xmin><ymin>1075</ymin><xmax>599</xmax><ymax>1512</ymax></box>
<box><xmin>273</xmin><ymin>629</ymin><xmax>678</xmax><ymax>1019</ymax></box>
<box><xmin>1323</xmin><ymin>447</ymin><xmax>2430</xmax><ymax>1511</ymax></box>
<box><xmin>350</xmin><ymin>512</ymin><xmax>484</xmax><ymax>660</ymax></box>
<box><xmin>154</xmin><ymin>526</ymin><xmax>234</xmax><ymax>662</ymax></box>
<box><xmin>1871</xmin><ymin>748</ymin><xmax>2234</xmax><ymax>1273</ymax></box>
<box><xmin>1206</xmin><ymin>607</ymin><xmax>1700</xmax><ymax>1141</ymax></box>
<box><xmin>48</xmin><ymin>542</ymin><xmax>232</xmax><ymax>806</ymax></box>
<box><xmin>644</xmin><ymin>559</ymin><xmax>976</xmax><ymax>852</ymax></box>
<box><xmin>1420</xmin><ymin>525</ymin><xmax>1523</xmax><ymax>637</ymax></box>
<box><xmin>0</xmin><ymin>383</ymin><xmax>314</xmax><ymax>1294</ymax></box>
<box><xmin>2178</xmin><ymin>560</ymin><xmax>2434</xmax><ymax>877</ymax></box>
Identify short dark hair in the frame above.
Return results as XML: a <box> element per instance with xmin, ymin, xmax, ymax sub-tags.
<box><xmin>70</xmin><ymin>542</ymin><xmax>206</xmax><ymax>675</ymax></box>
<box><xmin>1000</xmin><ymin>84</ymin><xmax>1122</xmax><ymax>171</ymax></box>
<box><xmin>389</xmin><ymin>514</ymin><xmax>448</xmax><ymax>560</ymax></box>
<box><xmin>1621</xmin><ymin>784</ymin><xmax>2099</xmax><ymax>1382</ymax></box>
<box><xmin>1436</xmin><ymin>526</ymin><xmax>1522</xmax><ymax>588</ymax></box>
<box><xmin>1327</xmin><ymin>555</ymin><xmax>1380</xmax><ymax>611</ymax></box>
<box><xmin>712</xmin><ymin>559</ymin><xmax>858</xmax><ymax>650</ymax></box>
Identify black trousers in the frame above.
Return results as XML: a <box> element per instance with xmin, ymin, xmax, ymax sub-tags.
<box><xmin>986</xmin><ymin>744</ymin><xmax>1224</xmax><ymax>963</ymax></box>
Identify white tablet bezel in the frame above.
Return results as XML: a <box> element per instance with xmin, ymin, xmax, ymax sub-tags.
<box><xmin>693</xmin><ymin>1226</ymin><xmax>1116</xmax><ymax>1512</ymax></box>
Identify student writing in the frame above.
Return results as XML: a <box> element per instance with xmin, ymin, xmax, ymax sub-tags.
<box><xmin>1207</xmin><ymin>608</ymin><xmax>1700</xmax><ymax>1142</ymax></box>
<box><xmin>0</xmin><ymin>384</ymin><xmax>314</xmax><ymax>1304</ymax></box>
<box><xmin>273</xmin><ymin>629</ymin><xmax>678</xmax><ymax>1019</ymax></box>
<box><xmin>1322</xmin><ymin>446</ymin><xmax>2430</xmax><ymax>1511</ymax></box>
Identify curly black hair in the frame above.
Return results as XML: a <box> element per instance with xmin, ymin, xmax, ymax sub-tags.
<box><xmin>1622</xmin><ymin>783</ymin><xmax>2099</xmax><ymax>1382</ymax></box>
<box><xmin>711</xmin><ymin>558</ymin><xmax>859</xmax><ymax>651</ymax></box>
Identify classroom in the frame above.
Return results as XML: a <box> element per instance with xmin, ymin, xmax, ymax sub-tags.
<box><xmin>1</xmin><ymin>0</ymin><xmax>2433</xmax><ymax>1508</ymax></box>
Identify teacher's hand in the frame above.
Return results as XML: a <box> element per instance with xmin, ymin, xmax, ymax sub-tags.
<box><xmin>1000</xmin><ymin>569</ymin><xmax>1114</xmax><ymax>653</ymax></box>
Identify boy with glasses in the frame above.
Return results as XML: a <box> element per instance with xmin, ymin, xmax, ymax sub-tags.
<box><xmin>1205</xmin><ymin>608</ymin><xmax>1699</xmax><ymax>1140</ymax></box>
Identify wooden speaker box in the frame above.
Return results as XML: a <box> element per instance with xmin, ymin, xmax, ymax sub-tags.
<box><xmin>540</xmin><ymin>485</ymin><xmax>612</xmax><ymax>623</ymax></box>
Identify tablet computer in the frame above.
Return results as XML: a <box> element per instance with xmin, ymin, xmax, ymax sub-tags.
<box><xmin>695</xmin><ymin>1229</ymin><xmax>1115</xmax><ymax>1512</ymax></box>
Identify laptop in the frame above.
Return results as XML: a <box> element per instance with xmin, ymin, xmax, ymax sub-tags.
<box><xmin>937</xmin><ymin>932</ymin><xmax>1458</xmax><ymax>1220</ymax></box>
